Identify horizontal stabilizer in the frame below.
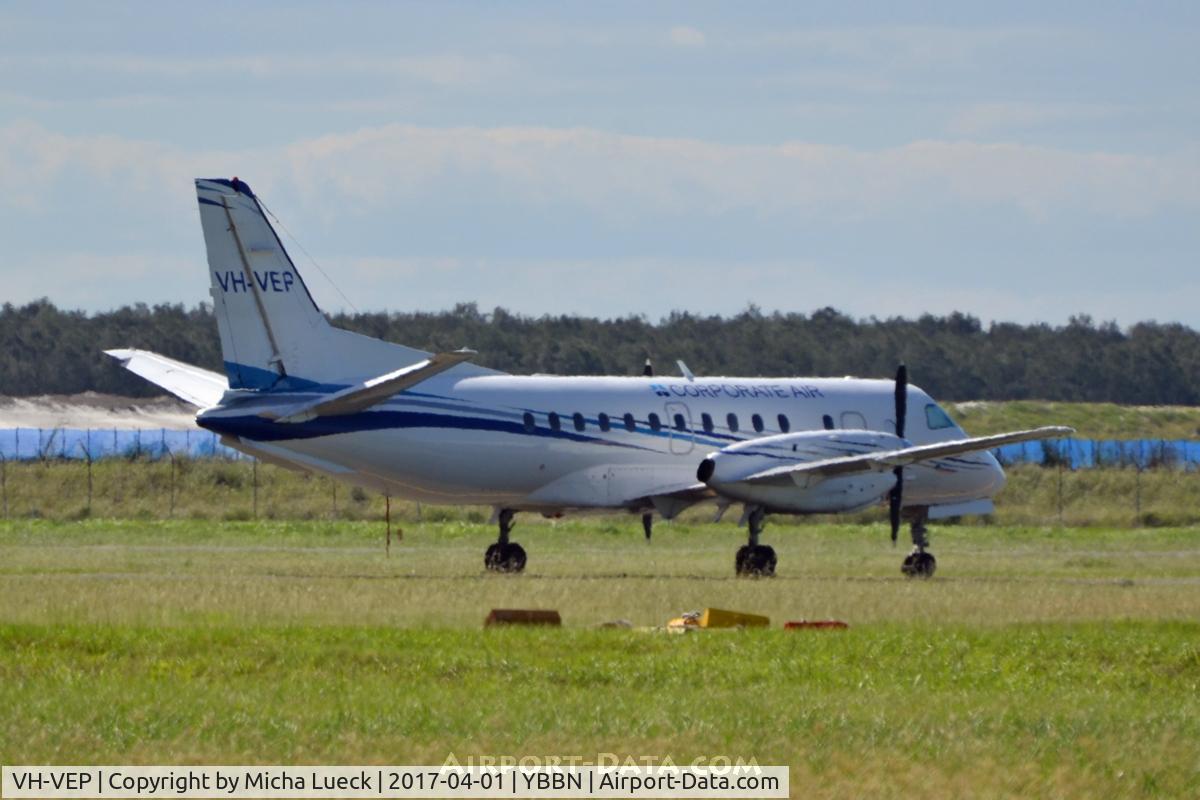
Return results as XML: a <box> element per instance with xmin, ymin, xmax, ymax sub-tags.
<box><xmin>105</xmin><ymin>349</ymin><xmax>227</xmax><ymax>408</ymax></box>
<box><xmin>271</xmin><ymin>349</ymin><xmax>477</xmax><ymax>423</ymax></box>
<box><xmin>744</xmin><ymin>426</ymin><xmax>1075</xmax><ymax>485</ymax></box>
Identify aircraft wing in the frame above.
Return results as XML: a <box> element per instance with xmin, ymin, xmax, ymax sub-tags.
<box><xmin>270</xmin><ymin>349</ymin><xmax>477</xmax><ymax>423</ymax></box>
<box><xmin>741</xmin><ymin>426</ymin><xmax>1074</xmax><ymax>486</ymax></box>
<box><xmin>105</xmin><ymin>348</ymin><xmax>227</xmax><ymax>408</ymax></box>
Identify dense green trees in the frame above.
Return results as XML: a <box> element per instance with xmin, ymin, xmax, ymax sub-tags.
<box><xmin>2</xmin><ymin>300</ymin><xmax>1198</xmax><ymax>404</ymax></box>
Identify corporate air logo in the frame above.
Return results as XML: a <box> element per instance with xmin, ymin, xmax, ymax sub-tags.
<box><xmin>649</xmin><ymin>382</ymin><xmax>825</xmax><ymax>400</ymax></box>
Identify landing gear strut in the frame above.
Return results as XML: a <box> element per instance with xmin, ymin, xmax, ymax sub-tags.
<box><xmin>735</xmin><ymin>505</ymin><xmax>777</xmax><ymax>577</ymax></box>
<box><xmin>485</xmin><ymin>509</ymin><xmax>527</xmax><ymax>573</ymax></box>
<box><xmin>901</xmin><ymin>514</ymin><xmax>936</xmax><ymax>579</ymax></box>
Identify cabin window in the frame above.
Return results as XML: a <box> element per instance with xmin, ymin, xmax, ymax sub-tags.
<box><xmin>623</xmin><ymin>412</ymin><xmax>635</xmax><ymax>432</ymax></box>
<box><xmin>701</xmin><ymin>412</ymin><xmax>714</xmax><ymax>434</ymax></box>
<box><xmin>822</xmin><ymin>414</ymin><xmax>834</xmax><ymax>430</ymax></box>
<box><xmin>752</xmin><ymin>413</ymin><xmax>764</xmax><ymax>433</ymax></box>
<box><xmin>925</xmin><ymin>403</ymin><xmax>956</xmax><ymax>430</ymax></box>
<box><xmin>523</xmin><ymin>412</ymin><xmax>535</xmax><ymax>433</ymax></box>
<box><xmin>548</xmin><ymin>412</ymin><xmax>561</xmax><ymax>432</ymax></box>
<box><xmin>673</xmin><ymin>413</ymin><xmax>687</xmax><ymax>432</ymax></box>
<box><xmin>573</xmin><ymin>412</ymin><xmax>585</xmax><ymax>432</ymax></box>
<box><xmin>726</xmin><ymin>413</ymin><xmax>739</xmax><ymax>433</ymax></box>
<box><xmin>648</xmin><ymin>413</ymin><xmax>662</xmax><ymax>432</ymax></box>
<box><xmin>598</xmin><ymin>412</ymin><xmax>611</xmax><ymax>432</ymax></box>
<box><xmin>778</xmin><ymin>414</ymin><xmax>790</xmax><ymax>433</ymax></box>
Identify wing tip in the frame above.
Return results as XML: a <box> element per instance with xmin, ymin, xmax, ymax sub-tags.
<box><xmin>103</xmin><ymin>348</ymin><xmax>133</xmax><ymax>363</ymax></box>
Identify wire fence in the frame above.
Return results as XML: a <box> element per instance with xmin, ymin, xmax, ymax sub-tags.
<box><xmin>0</xmin><ymin>428</ymin><xmax>1196</xmax><ymax>470</ymax></box>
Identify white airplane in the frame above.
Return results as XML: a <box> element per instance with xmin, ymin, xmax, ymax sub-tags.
<box><xmin>108</xmin><ymin>177</ymin><xmax>1071</xmax><ymax>578</ymax></box>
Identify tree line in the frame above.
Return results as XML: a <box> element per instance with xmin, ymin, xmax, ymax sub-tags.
<box><xmin>2</xmin><ymin>299</ymin><xmax>1198</xmax><ymax>404</ymax></box>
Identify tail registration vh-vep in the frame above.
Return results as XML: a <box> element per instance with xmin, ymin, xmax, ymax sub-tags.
<box><xmin>109</xmin><ymin>178</ymin><xmax>1071</xmax><ymax>577</ymax></box>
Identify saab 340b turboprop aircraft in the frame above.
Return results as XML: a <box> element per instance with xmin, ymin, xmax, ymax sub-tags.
<box><xmin>108</xmin><ymin>178</ymin><xmax>1071</xmax><ymax>578</ymax></box>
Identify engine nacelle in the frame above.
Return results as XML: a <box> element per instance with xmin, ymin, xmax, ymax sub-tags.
<box><xmin>697</xmin><ymin>430</ymin><xmax>905</xmax><ymax>514</ymax></box>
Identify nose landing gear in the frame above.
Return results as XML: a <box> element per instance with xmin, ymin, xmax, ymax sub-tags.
<box><xmin>484</xmin><ymin>508</ymin><xmax>527</xmax><ymax>573</ymax></box>
<box><xmin>735</xmin><ymin>505</ymin><xmax>777</xmax><ymax>577</ymax></box>
<box><xmin>901</xmin><ymin>516</ymin><xmax>936</xmax><ymax>579</ymax></box>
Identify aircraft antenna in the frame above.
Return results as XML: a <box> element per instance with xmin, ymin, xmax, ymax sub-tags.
<box><xmin>257</xmin><ymin>195</ymin><xmax>361</xmax><ymax>314</ymax></box>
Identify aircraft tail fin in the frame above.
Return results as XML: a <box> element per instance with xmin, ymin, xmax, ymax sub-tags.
<box><xmin>195</xmin><ymin>178</ymin><xmax>450</xmax><ymax>391</ymax></box>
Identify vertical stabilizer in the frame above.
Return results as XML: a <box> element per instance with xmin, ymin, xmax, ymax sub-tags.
<box><xmin>195</xmin><ymin>178</ymin><xmax>443</xmax><ymax>390</ymax></box>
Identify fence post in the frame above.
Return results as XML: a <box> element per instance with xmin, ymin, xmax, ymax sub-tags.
<box><xmin>252</xmin><ymin>458</ymin><xmax>258</xmax><ymax>519</ymax></box>
<box><xmin>84</xmin><ymin>438</ymin><xmax>93</xmax><ymax>516</ymax></box>
<box><xmin>1057</xmin><ymin>459</ymin><xmax>1064</xmax><ymax>526</ymax></box>
<box><xmin>1135</xmin><ymin>464</ymin><xmax>1142</xmax><ymax>526</ymax></box>
<box><xmin>168</xmin><ymin>449</ymin><xmax>177</xmax><ymax>517</ymax></box>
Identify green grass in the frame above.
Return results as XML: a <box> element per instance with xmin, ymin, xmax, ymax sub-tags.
<box><xmin>2</xmin><ymin>518</ymin><xmax>1199</xmax><ymax>797</ymax></box>
<box><xmin>4</xmin><ymin>458</ymin><xmax>1200</xmax><ymax>529</ymax></box>
<box><xmin>948</xmin><ymin>400</ymin><xmax>1200</xmax><ymax>439</ymax></box>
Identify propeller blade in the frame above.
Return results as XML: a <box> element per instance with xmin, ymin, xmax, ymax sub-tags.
<box><xmin>642</xmin><ymin>512</ymin><xmax>653</xmax><ymax>541</ymax></box>
<box><xmin>891</xmin><ymin>365</ymin><xmax>907</xmax><ymax>545</ymax></box>
<box><xmin>643</xmin><ymin>358</ymin><xmax>654</xmax><ymax>377</ymax></box>
<box><xmin>889</xmin><ymin>466</ymin><xmax>903</xmax><ymax>545</ymax></box>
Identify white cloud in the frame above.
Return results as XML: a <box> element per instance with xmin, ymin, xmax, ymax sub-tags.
<box><xmin>274</xmin><ymin>125</ymin><xmax>1200</xmax><ymax>223</ymax></box>
<box><xmin>668</xmin><ymin>26</ymin><xmax>706</xmax><ymax>48</ymax></box>
<box><xmin>2</xmin><ymin>120</ymin><xmax>1196</xmax><ymax>224</ymax></box>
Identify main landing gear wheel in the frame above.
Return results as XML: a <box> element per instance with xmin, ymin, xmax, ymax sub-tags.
<box><xmin>901</xmin><ymin>517</ymin><xmax>936</xmax><ymax>579</ymax></box>
<box><xmin>735</xmin><ymin>505</ymin><xmax>776</xmax><ymax>577</ymax></box>
<box><xmin>485</xmin><ymin>509</ymin><xmax>527</xmax><ymax>573</ymax></box>
<box><xmin>485</xmin><ymin>542</ymin><xmax>527</xmax><ymax>573</ymax></box>
<box><xmin>735</xmin><ymin>544</ymin><xmax>777</xmax><ymax>577</ymax></box>
<box><xmin>901</xmin><ymin>550</ymin><xmax>936</xmax><ymax>578</ymax></box>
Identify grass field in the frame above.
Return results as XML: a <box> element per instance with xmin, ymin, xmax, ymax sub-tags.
<box><xmin>948</xmin><ymin>400</ymin><xmax>1200</xmax><ymax>439</ymax></box>
<box><xmin>4</xmin><ymin>458</ymin><xmax>1200</xmax><ymax>528</ymax></box>
<box><xmin>2</xmin><ymin>517</ymin><xmax>1199</xmax><ymax>798</ymax></box>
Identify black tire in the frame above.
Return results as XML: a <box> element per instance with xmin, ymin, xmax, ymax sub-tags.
<box><xmin>736</xmin><ymin>544</ymin><xmax>776</xmax><ymax>577</ymax></box>
<box><xmin>484</xmin><ymin>542</ymin><xmax>503</xmax><ymax>571</ymax></box>
<box><xmin>500</xmin><ymin>542</ymin><xmax>527</xmax><ymax>573</ymax></box>
<box><xmin>735</xmin><ymin>545</ymin><xmax>751</xmax><ymax>575</ymax></box>
<box><xmin>902</xmin><ymin>551</ymin><xmax>936</xmax><ymax>579</ymax></box>
<box><xmin>485</xmin><ymin>542</ymin><xmax>526</xmax><ymax>573</ymax></box>
<box><xmin>750</xmin><ymin>545</ymin><xmax>777</xmax><ymax>577</ymax></box>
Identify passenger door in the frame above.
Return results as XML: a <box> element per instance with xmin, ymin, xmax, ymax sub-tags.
<box><xmin>664</xmin><ymin>401</ymin><xmax>694</xmax><ymax>454</ymax></box>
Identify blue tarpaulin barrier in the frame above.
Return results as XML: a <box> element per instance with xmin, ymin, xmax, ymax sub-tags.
<box><xmin>0</xmin><ymin>429</ymin><xmax>244</xmax><ymax>460</ymax></box>
<box><xmin>991</xmin><ymin>438</ymin><xmax>1200</xmax><ymax>469</ymax></box>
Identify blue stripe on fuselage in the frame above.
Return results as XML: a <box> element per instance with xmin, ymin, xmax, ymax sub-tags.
<box><xmin>198</xmin><ymin>407</ymin><xmax>656</xmax><ymax>450</ymax></box>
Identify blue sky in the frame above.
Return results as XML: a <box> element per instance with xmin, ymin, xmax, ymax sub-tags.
<box><xmin>1</xmin><ymin>2</ymin><xmax>1198</xmax><ymax>325</ymax></box>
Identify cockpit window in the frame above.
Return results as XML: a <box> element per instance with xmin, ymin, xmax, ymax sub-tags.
<box><xmin>925</xmin><ymin>403</ymin><xmax>955</xmax><ymax>430</ymax></box>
